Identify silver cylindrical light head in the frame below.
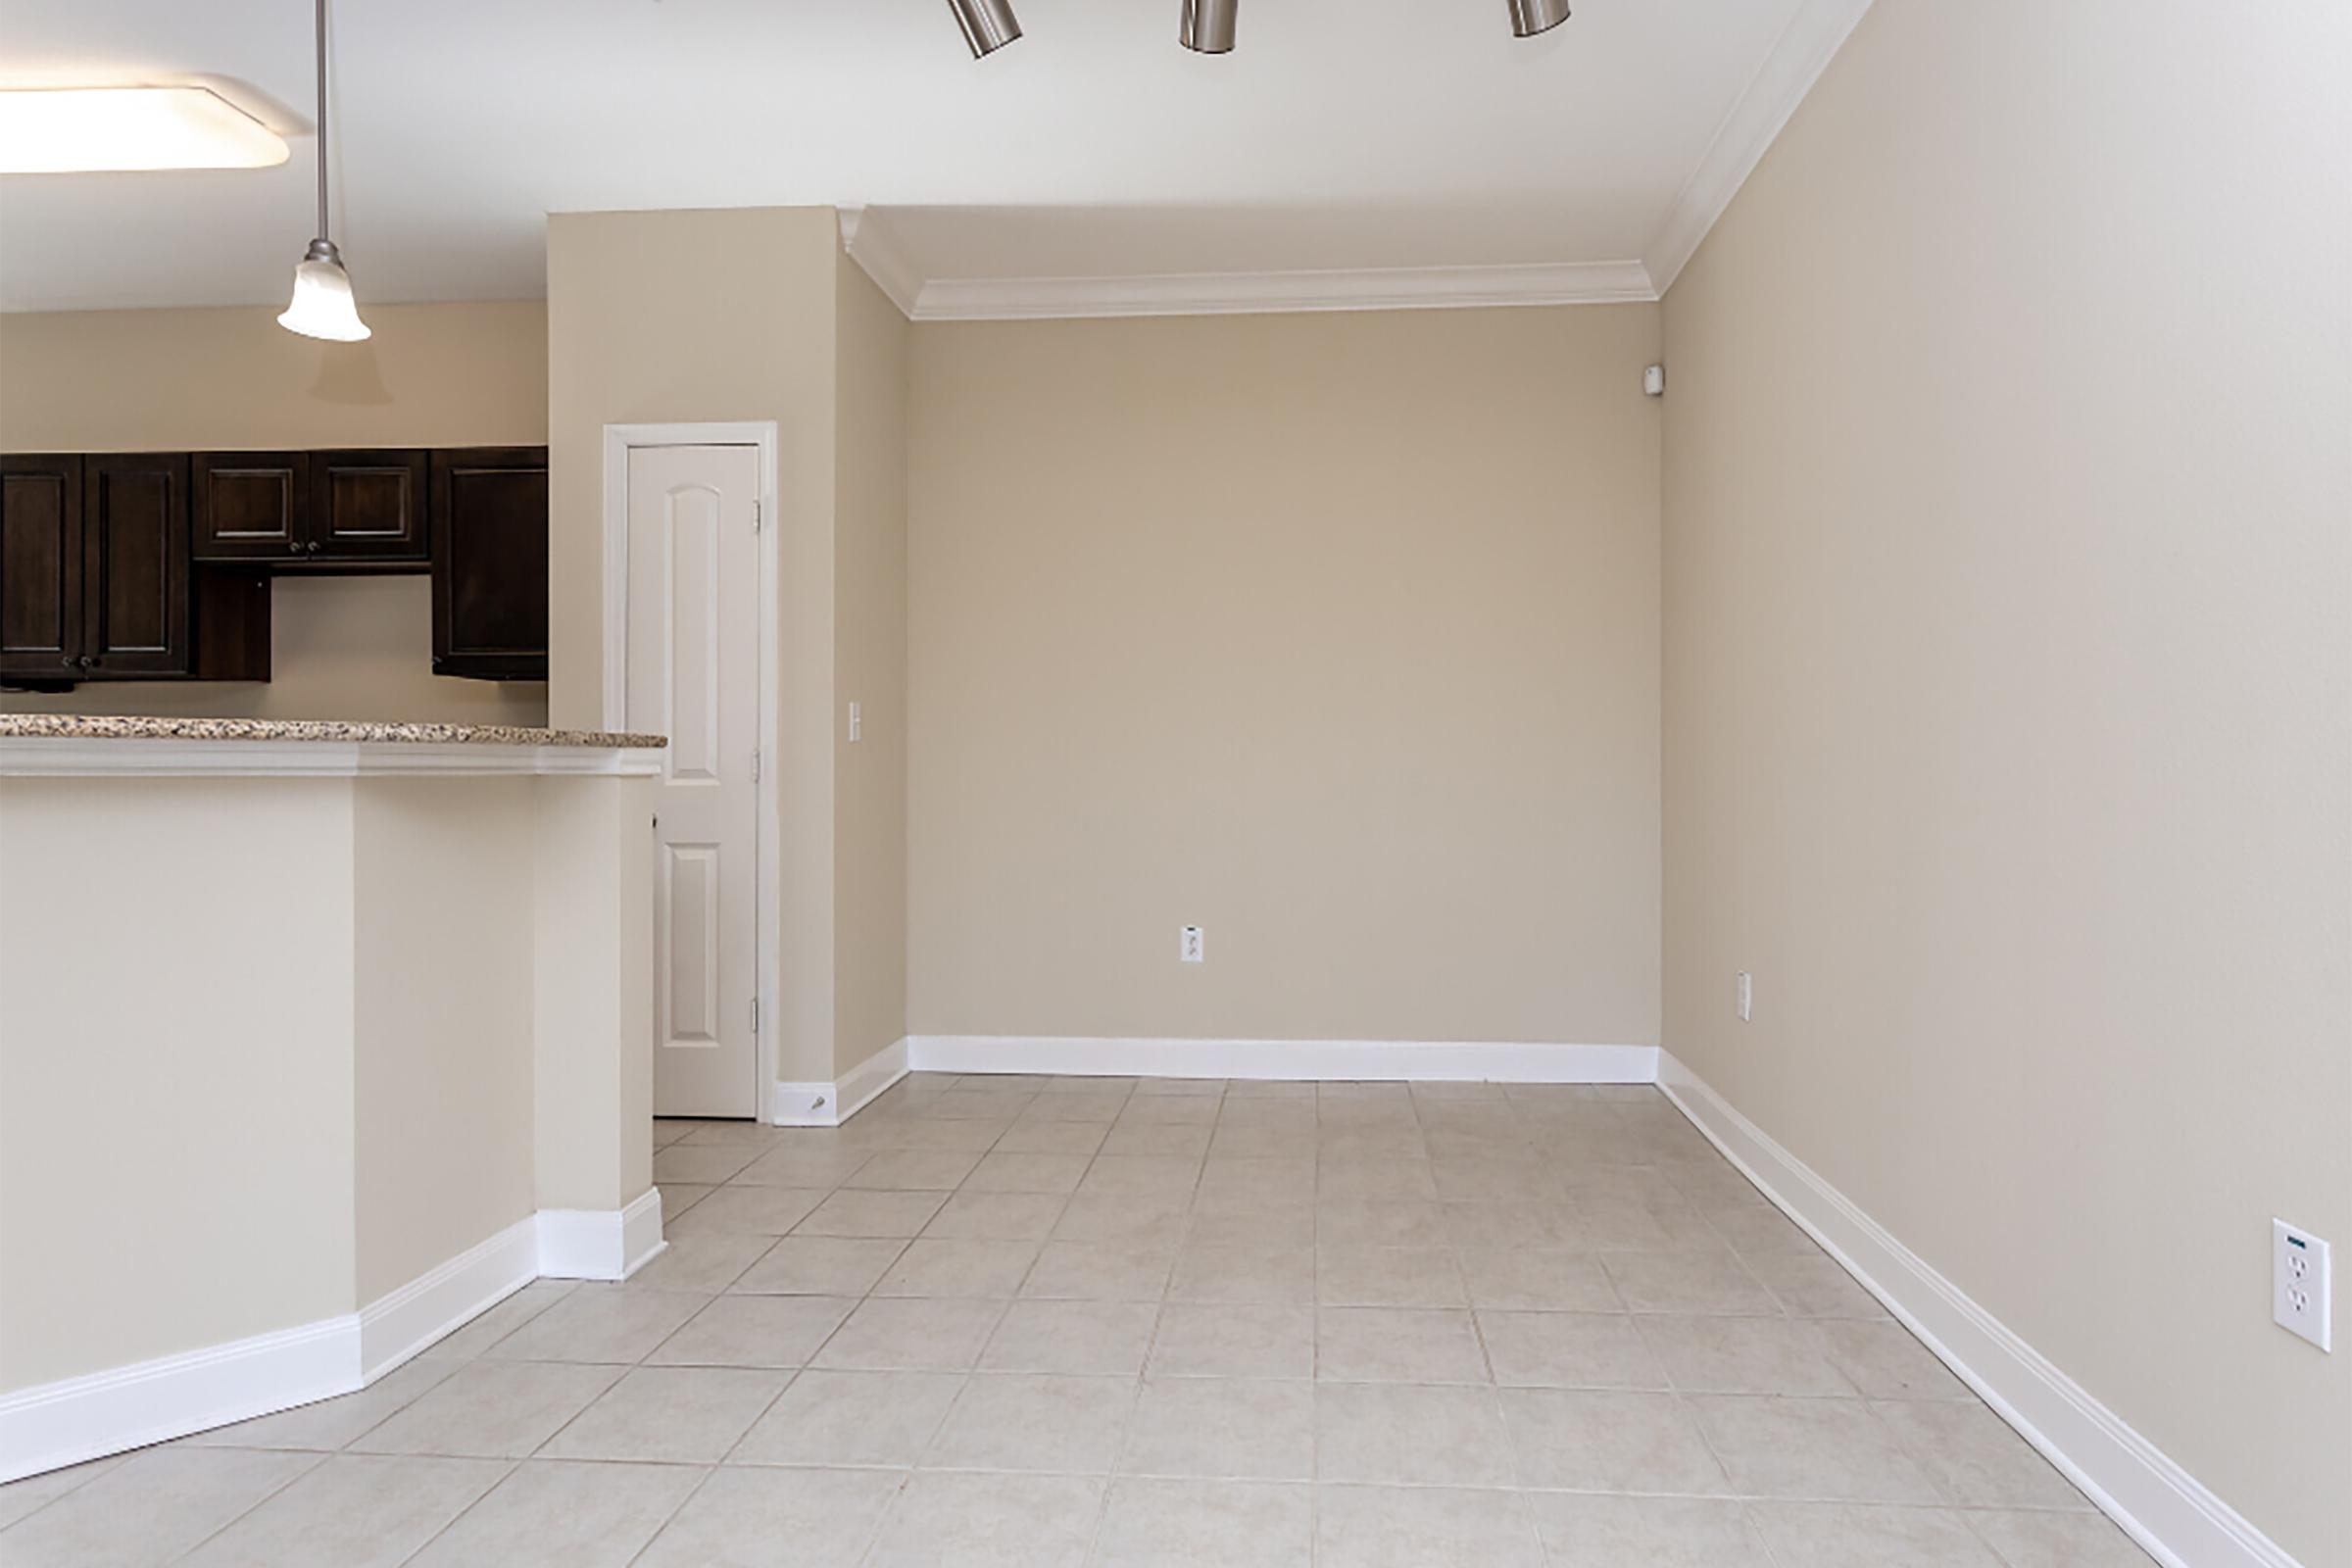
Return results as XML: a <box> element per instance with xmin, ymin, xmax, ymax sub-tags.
<box><xmin>1180</xmin><ymin>0</ymin><xmax>1238</xmax><ymax>54</ymax></box>
<box><xmin>948</xmin><ymin>0</ymin><xmax>1022</xmax><ymax>58</ymax></box>
<box><xmin>1507</xmin><ymin>0</ymin><xmax>1571</xmax><ymax>38</ymax></box>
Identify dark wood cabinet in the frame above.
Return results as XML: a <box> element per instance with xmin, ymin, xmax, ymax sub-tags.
<box><xmin>430</xmin><ymin>447</ymin><xmax>549</xmax><ymax>681</ymax></box>
<box><xmin>193</xmin><ymin>452</ymin><xmax>306</xmax><ymax>562</ymax></box>
<box><xmin>194</xmin><ymin>449</ymin><xmax>428</xmax><ymax>568</ymax></box>
<box><xmin>0</xmin><ymin>454</ymin><xmax>83</xmax><ymax>681</ymax></box>
<box><xmin>312</xmin><ymin>450</ymin><xmax>429</xmax><ymax>564</ymax></box>
<box><xmin>2</xmin><ymin>452</ymin><xmax>269</xmax><ymax>688</ymax></box>
<box><xmin>81</xmin><ymin>454</ymin><xmax>191</xmax><ymax>677</ymax></box>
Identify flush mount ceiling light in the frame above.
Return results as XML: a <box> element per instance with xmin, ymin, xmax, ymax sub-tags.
<box><xmin>278</xmin><ymin>0</ymin><xmax>368</xmax><ymax>341</ymax></box>
<box><xmin>0</xmin><ymin>86</ymin><xmax>288</xmax><ymax>173</ymax></box>
<box><xmin>947</xmin><ymin>0</ymin><xmax>1022</xmax><ymax>58</ymax></box>
<box><xmin>1179</xmin><ymin>0</ymin><xmax>1239</xmax><ymax>54</ymax></box>
<box><xmin>1507</xmin><ymin>0</ymin><xmax>1572</xmax><ymax>38</ymax></box>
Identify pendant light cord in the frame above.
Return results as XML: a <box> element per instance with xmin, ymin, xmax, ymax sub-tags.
<box><xmin>314</xmin><ymin>0</ymin><xmax>330</xmax><ymax>242</ymax></box>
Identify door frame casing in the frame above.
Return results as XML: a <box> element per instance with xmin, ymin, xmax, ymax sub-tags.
<box><xmin>601</xmin><ymin>421</ymin><xmax>781</xmax><ymax>1124</ymax></box>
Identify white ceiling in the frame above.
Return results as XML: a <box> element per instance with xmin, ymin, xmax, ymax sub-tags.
<box><xmin>0</xmin><ymin>0</ymin><xmax>1868</xmax><ymax>315</ymax></box>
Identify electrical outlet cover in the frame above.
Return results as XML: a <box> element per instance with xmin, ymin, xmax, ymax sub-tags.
<box><xmin>2274</xmin><ymin>1219</ymin><xmax>2331</xmax><ymax>1351</ymax></box>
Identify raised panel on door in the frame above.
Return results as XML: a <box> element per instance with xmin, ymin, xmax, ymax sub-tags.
<box><xmin>82</xmin><ymin>454</ymin><xmax>190</xmax><ymax>677</ymax></box>
<box><xmin>311</xmin><ymin>449</ymin><xmax>428</xmax><ymax>564</ymax></box>
<box><xmin>0</xmin><ymin>455</ymin><xmax>82</xmax><ymax>680</ymax></box>
<box><xmin>626</xmin><ymin>444</ymin><xmax>762</xmax><ymax>1119</ymax></box>
<box><xmin>193</xmin><ymin>452</ymin><xmax>307</xmax><ymax>563</ymax></box>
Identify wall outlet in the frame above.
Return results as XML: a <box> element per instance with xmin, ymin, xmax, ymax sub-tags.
<box><xmin>2274</xmin><ymin>1220</ymin><xmax>2331</xmax><ymax>1351</ymax></box>
<box><xmin>1735</xmin><ymin>971</ymin><xmax>1752</xmax><ymax>1022</ymax></box>
<box><xmin>1180</xmin><ymin>925</ymin><xmax>1204</xmax><ymax>963</ymax></box>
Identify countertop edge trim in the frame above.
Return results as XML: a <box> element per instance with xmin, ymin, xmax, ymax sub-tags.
<box><xmin>0</xmin><ymin>739</ymin><xmax>665</xmax><ymax>779</ymax></box>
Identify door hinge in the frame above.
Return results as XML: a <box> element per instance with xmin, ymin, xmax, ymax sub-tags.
<box><xmin>752</xmin><ymin>498</ymin><xmax>762</xmax><ymax>533</ymax></box>
<box><xmin>751</xmin><ymin>747</ymin><xmax>761</xmax><ymax>782</ymax></box>
<box><xmin>750</xmin><ymin>997</ymin><xmax>760</xmax><ymax>1034</ymax></box>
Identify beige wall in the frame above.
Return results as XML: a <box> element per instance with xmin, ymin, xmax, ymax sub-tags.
<box><xmin>832</xmin><ymin>257</ymin><xmax>910</xmax><ymax>1078</ymax></box>
<box><xmin>1659</xmin><ymin>4</ymin><xmax>2352</xmax><ymax>1563</ymax></box>
<box><xmin>353</xmin><ymin>779</ymin><xmax>537</xmax><ymax>1302</ymax></box>
<box><xmin>547</xmin><ymin>208</ymin><xmax>843</xmax><ymax>1085</ymax></box>
<box><xmin>0</xmin><ymin>302</ymin><xmax>550</xmax><ymax>727</ymax></box>
<box><xmin>907</xmin><ymin>306</ymin><xmax>1662</xmax><ymax>1046</ymax></box>
<box><xmin>0</xmin><ymin>780</ymin><xmax>359</xmax><ymax>1389</ymax></box>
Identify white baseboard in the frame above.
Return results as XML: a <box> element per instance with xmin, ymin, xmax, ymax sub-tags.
<box><xmin>536</xmin><ymin>1188</ymin><xmax>665</xmax><ymax>1282</ymax></box>
<box><xmin>771</xmin><ymin>1036</ymin><xmax>910</xmax><ymax>1127</ymax></box>
<box><xmin>908</xmin><ymin>1035</ymin><xmax>1658</xmax><ymax>1084</ymax></box>
<box><xmin>1656</xmin><ymin>1049</ymin><xmax>2303</xmax><ymax>1568</ymax></box>
<box><xmin>2</xmin><ymin>1196</ymin><xmax>673</xmax><ymax>1484</ymax></box>
<box><xmin>356</xmin><ymin>1215</ymin><xmax>540</xmax><ymax>1381</ymax></box>
<box><xmin>0</xmin><ymin>1313</ymin><xmax>358</xmax><ymax>1485</ymax></box>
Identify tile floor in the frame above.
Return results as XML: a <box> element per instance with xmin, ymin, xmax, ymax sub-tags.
<box><xmin>0</xmin><ymin>1075</ymin><xmax>2157</xmax><ymax>1567</ymax></box>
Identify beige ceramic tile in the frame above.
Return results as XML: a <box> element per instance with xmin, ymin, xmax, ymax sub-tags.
<box><xmin>1967</xmin><ymin>1507</ymin><xmax>2158</xmax><ymax>1566</ymax></box>
<box><xmin>1744</xmin><ymin>1501</ymin><xmax>2005</xmax><ymax>1565</ymax></box>
<box><xmin>864</xmin><ymin>1471</ymin><xmax>1103</xmax><ymax>1568</ymax></box>
<box><xmin>1314</xmin><ymin>1383</ymin><xmax>1514</xmax><ymax>1487</ymax></box>
<box><xmin>1872</xmin><ymin>1397</ymin><xmax>2090</xmax><ymax>1509</ymax></box>
<box><xmin>1020</xmin><ymin>1242</ymin><xmax>1175</xmax><ymax>1300</ymax></box>
<box><xmin>538</xmin><ymin>1366</ymin><xmax>788</xmax><ymax>1461</ymax></box>
<box><xmin>1315</xmin><ymin>1307</ymin><xmax>1490</xmax><ymax>1384</ymax></box>
<box><xmin>1313</xmin><ymin>1482</ymin><xmax>1544</xmax><ymax>1568</ymax></box>
<box><xmin>483</xmin><ymin>1287</ymin><xmax>711</xmax><ymax>1364</ymax></box>
<box><xmin>1093</xmin><ymin>1478</ymin><xmax>1314</xmax><ymax>1568</ymax></box>
<box><xmin>631</xmin><ymin>1466</ymin><xmax>905</xmax><ymax>1568</ymax></box>
<box><xmin>349</xmin><ymin>1360</ymin><xmax>623</xmax><ymax>1458</ymax></box>
<box><xmin>1690</xmin><ymin>1396</ymin><xmax>1942</xmax><ymax>1503</ymax></box>
<box><xmin>1523</xmin><ymin>1494</ymin><xmax>1772</xmax><ymax>1567</ymax></box>
<box><xmin>1636</xmin><ymin>1314</ymin><xmax>1855</xmax><ymax>1396</ymax></box>
<box><xmin>1118</xmin><ymin>1377</ymin><xmax>1315</xmax><ymax>1482</ymax></box>
<box><xmin>1150</xmin><ymin>1302</ymin><xmax>1315</xmax><ymax>1379</ymax></box>
<box><xmin>1496</xmin><ymin>1388</ymin><xmax>1728</xmax><ymax>1493</ymax></box>
<box><xmin>815</xmin><ymin>1297</ymin><xmax>1006</xmax><ymax>1371</ymax></box>
<box><xmin>175</xmin><ymin>1454</ymin><xmax>509</xmax><ymax>1568</ymax></box>
<box><xmin>1477</xmin><ymin>1309</ymin><xmax>1666</xmax><ymax>1390</ymax></box>
<box><xmin>402</xmin><ymin>1458</ymin><xmax>703</xmax><ymax>1568</ymax></box>
<box><xmin>794</xmin><ymin>1189</ymin><xmax>950</xmax><ymax>1239</ymax></box>
<box><xmin>981</xmin><ymin>1298</ymin><xmax>1159</xmax><ymax>1375</ymax></box>
<box><xmin>922</xmin><ymin>1373</ymin><xmax>1137</xmax><ymax>1473</ymax></box>
<box><xmin>874</xmin><ymin>1238</ymin><xmax>1041</xmax><ymax>1298</ymax></box>
<box><xmin>0</xmin><ymin>1447</ymin><xmax>323</xmax><ymax>1568</ymax></box>
<box><xmin>730</xmin><ymin>1236</ymin><xmax>906</xmax><ymax>1296</ymax></box>
<box><xmin>730</xmin><ymin>1370</ymin><xmax>965</xmax><ymax>1467</ymax></box>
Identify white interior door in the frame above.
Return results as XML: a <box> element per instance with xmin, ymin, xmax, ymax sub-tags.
<box><xmin>624</xmin><ymin>443</ymin><xmax>762</xmax><ymax>1118</ymax></box>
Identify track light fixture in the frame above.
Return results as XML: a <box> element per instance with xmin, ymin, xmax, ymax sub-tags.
<box><xmin>1506</xmin><ymin>0</ymin><xmax>1571</xmax><ymax>39</ymax></box>
<box><xmin>1179</xmin><ymin>0</ymin><xmax>1238</xmax><ymax>54</ymax></box>
<box><xmin>954</xmin><ymin>0</ymin><xmax>1566</xmax><ymax>58</ymax></box>
<box><xmin>947</xmin><ymin>0</ymin><xmax>1022</xmax><ymax>58</ymax></box>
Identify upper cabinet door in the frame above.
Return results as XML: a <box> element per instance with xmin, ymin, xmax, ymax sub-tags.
<box><xmin>430</xmin><ymin>446</ymin><xmax>549</xmax><ymax>680</ymax></box>
<box><xmin>193</xmin><ymin>452</ymin><xmax>309</xmax><ymax>562</ymax></box>
<box><xmin>81</xmin><ymin>454</ymin><xmax>191</xmax><ymax>678</ymax></box>
<box><xmin>310</xmin><ymin>450</ymin><xmax>428</xmax><ymax>565</ymax></box>
<box><xmin>0</xmin><ymin>454</ymin><xmax>84</xmax><ymax>680</ymax></box>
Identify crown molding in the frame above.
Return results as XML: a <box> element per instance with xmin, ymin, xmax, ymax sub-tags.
<box><xmin>1642</xmin><ymin>0</ymin><xmax>1876</xmax><ymax>294</ymax></box>
<box><xmin>838</xmin><ymin>206</ymin><xmax>923</xmax><ymax>318</ymax></box>
<box><xmin>906</xmin><ymin>259</ymin><xmax>1656</xmax><ymax>321</ymax></box>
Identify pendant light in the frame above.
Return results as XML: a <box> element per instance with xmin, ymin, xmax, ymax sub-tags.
<box><xmin>278</xmin><ymin>0</ymin><xmax>368</xmax><ymax>341</ymax></box>
<box><xmin>947</xmin><ymin>0</ymin><xmax>1022</xmax><ymax>59</ymax></box>
<box><xmin>1507</xmin><ymin>0</ymin><xmax>1571</xmax><ymax>38</ymax></box>
<box><xmin>1179</xmin><ymin>0</ymin><xmax>1238</xmax><ymax>54</ymax></box>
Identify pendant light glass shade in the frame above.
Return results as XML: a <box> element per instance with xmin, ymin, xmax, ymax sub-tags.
<box><xmin>279</xmin><ymin>238</ymin><xmax>369</xmax><ymax>341</ymax></box>
<box><xmin>281</xmin><ymin>0</ymin><xmax>368</xmax><ymax>341</ymax></box>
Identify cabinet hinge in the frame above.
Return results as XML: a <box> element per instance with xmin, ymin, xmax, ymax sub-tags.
<box><xmin>751</xmin><ymin>997</ymin><xmax>760</xmax><ymax>1034</ymax></box>
<box><xmin>752</xmin><ymin>499</ymin><xmax>762</xmax><ymax>533</ymax></box>
<box><xmin>751</xmin><ymin>747</ymin><xmax>761</xmax><ymax>783</ymax></box>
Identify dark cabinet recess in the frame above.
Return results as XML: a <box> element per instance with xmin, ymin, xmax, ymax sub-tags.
<box><xmin>430</xmin><ymin>447</ymin><xmax>549</xmax><ymax>681</ymax></box>
<box><xmin>3</xmin><ymin>452</ymin><xmax>269</xmax><ymax>689</ymax></box>
<box><xmin>312</xmin><ymin>450</ymin><xmax>429</xmax><ymax>564</ymax></box>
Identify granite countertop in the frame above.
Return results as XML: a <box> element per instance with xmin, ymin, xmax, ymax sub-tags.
<box><xmin>0</xmin><ymin>714</ymin><xmax>667</xmax><ymax>749</ymax></box>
